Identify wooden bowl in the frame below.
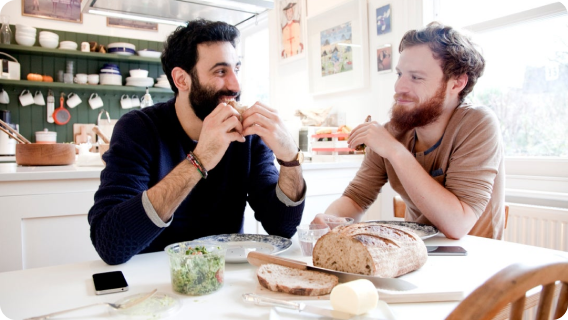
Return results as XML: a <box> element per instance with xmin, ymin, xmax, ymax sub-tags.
<box><xmin>16</xmin><ymin>143</ymin><xmax>76</xmax><ymax>166</ymax></box>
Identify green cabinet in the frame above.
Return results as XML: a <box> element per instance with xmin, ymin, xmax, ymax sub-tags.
<box><xmin>0</xmin><ymin>26</ymin><xmax>174</xmax><ymax>143</ymax></box>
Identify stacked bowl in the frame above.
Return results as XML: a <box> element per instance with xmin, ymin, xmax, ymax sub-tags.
<box><xmin>38</xmin><ymin>31</ymin><xmax>59</xmax><ymax>49</ymax></box>
<box><xmin>15</xmin><ymin>24</ymin><xmax>36</xmax><ymax>47</ymax></box>
<box><xmin>154</xmin><ymin>75</ymin><xmax>170</xmax><ymax>89</ymax></box>
<box><xmin>126</xmin><ymin>69</ymin><xmax>153</xmax><ymax>87</ymax></box>
<box><xmin>108</xmin><ymin>42</ymin><xmax>136</xmax><ymax>56</ymax></box>
<box><xmin>100</xmin><ymin>63</ymin><xmax>122</xmax><ymax>86</ymax></box>
<box><xmin>59</xmin><ymin>40</ymin><xmax>78</xmax><ymax>50</ymax></box>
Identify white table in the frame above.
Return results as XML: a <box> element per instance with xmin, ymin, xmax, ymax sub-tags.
<box><xmin>1</xmin><ymin>235</ymin><xmax>567</xmax><ymax>320</ymax></box>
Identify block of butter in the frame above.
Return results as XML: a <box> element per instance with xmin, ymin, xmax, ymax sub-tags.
<box><xmin>330</xmin><ymin>279</ymin><xmax>378</xmax><ymax>315</ymax></box>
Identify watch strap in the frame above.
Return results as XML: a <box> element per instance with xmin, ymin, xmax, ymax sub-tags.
<box><xmin>276</xmin><ymin>148</ymin><xmax>302</xmax><ymax>167</ymax></box>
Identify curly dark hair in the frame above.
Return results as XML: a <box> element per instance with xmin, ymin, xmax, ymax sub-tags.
<box><xmin>161</xmin><ymin>19</ymin><xmax>240</xmax><ymax>95</ymax></box>
<box><xmin>399</xmin><ymin>21</ymin><xmax>485</xmax><ymax>103</ymax></box>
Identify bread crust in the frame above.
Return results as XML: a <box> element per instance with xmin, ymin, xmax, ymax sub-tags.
<box><xmin>312</xmin><ymin>222</ymin><xmax>428</xmax><ymax>278</ymax></box>
<box><xmin>257</xmin><ymin>263</ymin><xmax>338</xmax><ymax>296</ymax></box>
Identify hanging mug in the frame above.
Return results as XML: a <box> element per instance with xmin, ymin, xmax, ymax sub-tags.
<box><xmin>120</xmin><ymin>94</ymin><xmax>132</xmax><ymax>109</ymax></box>
<box><xmin>0</xmin><ymin>88</ymin><xmax>9</xmax><ymax>104</ymax></box>
<box><xmin>19</xmin><ymin>89</ymin><xmax>34</xmax><ymax>107</ymax></box>
<box><xmin>34</xmin><ymin>90</ymin><xmax>45</xmax><ymax>105</ymax></box>
<box><xmin>89</xmin><ymin>93</ymin><xmax>104</xmax><ymax>109</ymax></box>
<box><xmin>66</xmin><ymin>92</ymin><xmax>82</xmax><ymax>108</ymax></box>
<box><xmin>130</xmin><ymin>94</ymin><xmax>140</xmax><ymax>108</ymax></box>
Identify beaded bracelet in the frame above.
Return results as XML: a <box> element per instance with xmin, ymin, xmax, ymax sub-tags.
<box><xmin>186</xmin><ymin>151</ymin><xmax>208</xmax><ymax>179</ymax></box>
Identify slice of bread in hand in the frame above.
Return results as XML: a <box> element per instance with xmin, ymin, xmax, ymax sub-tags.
<box><xmin>257</xmin><ymin>263</ymin><xmax>338</xmax><ymax>296</ymax></box>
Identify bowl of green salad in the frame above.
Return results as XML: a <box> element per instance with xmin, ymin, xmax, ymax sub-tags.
<box><xmin>165</xmin><ymin>241</ymin><xmax>226</xmax><ymax>295</ymax></box>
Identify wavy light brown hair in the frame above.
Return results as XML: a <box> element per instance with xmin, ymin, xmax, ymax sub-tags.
<box><xmin>399</xmin><ymin>22</ymin><xmax>485</xmax><ymax>103</ymax></box>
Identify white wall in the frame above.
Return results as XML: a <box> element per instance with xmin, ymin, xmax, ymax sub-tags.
<box><xmin>268</xmin><ymin>0</ymin><xmax>424</xmax><ymax>218</ymax></box>
<box><xmin>0</xmin><ymin>0</ymin><xmax>177</xmax><ymax>42</ymax></box>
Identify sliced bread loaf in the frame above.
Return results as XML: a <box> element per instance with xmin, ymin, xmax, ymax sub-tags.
<box><xmin>257</xmin><ymin>263</ymin><xmax>338</xmax><ymax>296</ymax></box>
<box><xmin>312</xmin><ymin>222</ymin><xmax>428</xmax><ymax>278</ymax></box>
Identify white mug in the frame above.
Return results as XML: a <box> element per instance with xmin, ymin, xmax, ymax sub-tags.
<box><xmin>89</xmin><ymin>93</ymin><xmax>104</xmax><ymax>109</ymax></box>
<box><xmin>74</xmin><ymin>73</ymin><xmax>88</xmax><ymax>84</ymax></box>
<box><xmin>87</xmin><ymin>74</ymin><xmax>99</xmax><ymax>85</ymax></box>
<box><xmin>66</xmin><ymin>92</ymin><xmax>82</xmax><ymax>108</ymax></box>
<box><xmin>0</xmin><ymin>89</ymin><xmax>9</xmax><ymax>104</ymax></box>
<box><xmin>34</xmin><ymin>91</ymin><xmax>45</xmax><ymax>105</ymax></box>
<box><xmin>81</xmin><ymin>42</ymin><xmax>90</xmax><ymax>52</ymax></box>
<box><xmin>120</xmin><ymin>94</ymin><xmax>132</xmax><ymax>109</ymax></box>
<box><xmin>130</xmin><ymin>94</ymin><xmax>140</xmax><ymax>108</ymax></box>
<box><xmin>19</xmin><ymin>90</ymin><xmax>34</xmax><ymax>107</ymax></box>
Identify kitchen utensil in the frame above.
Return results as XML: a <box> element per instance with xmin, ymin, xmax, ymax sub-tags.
<box><xmin>0</xmin><ymin>88</ymin><xmax>9</xmax><ymax>104</ymax></box>
<box><xmin>74</xmin><ymin>73</ymin><xmax>87</xmax><ymax>84</ymax></box>
<box><xmin>35</xmin><ymin>128</ymin><xmax>56</xmax><ymax>144</ymax></box>
<box><xmin>16</xmin><ymin>143</ymin><xmax>76</xmax><ymax>166</ymax></box>
<box><xmin>92</xmin><ymin>125</ymin><xmax>109</xmax><ymax>144</ymax></box>
<box><xmin>89</xmin><ymin>93</ymin><xmax>104</xmax><ymax>109</ymax></box>
<box><xmin>23</xmin><ymin>289</ymin><xmax>157</xmax><ymax>320</ymax></box>
<box><xmin>242</xmin><ymin>293</ymin><xmax>357</xmax><ymax>320</ymax></box>
<box><xmin>66</xmin><ymin>92</ymin><xmax>82</xmax><ymax>108</ymax></box>
<box><xmin>87</xmin><ymin>74</ymin><xmax>99</xmax><ymax>85</ymax></box>
<box><xmin>19</xmin><ymin>89</ymin><xmax>34</xmax><ymax>107</ymax></box>
<box><xmin>0</xmin><ymin>122</ymin><xmax>25</xmax><ymax>144</ymax></box>
<box><xmin>97</xmin><ymin>109</ymin><xmax>117</xmax><ymax>142</ymax></box>
<box><xmin>63</xmin><ymin>73</ymin><xmax>73</xmax><ymax>84</ymax></box>
<box><xmin>120</xmin><ymin>94</ymin><xmax>132</xmax><ymax>109</ymax></box>
<box><xmin>247</xmin><ymin>251</ymin><xmax>417</xmax><ymax>291</ymax></box>
<box><xmin>46</xmin><ymin>89</ymin><xmax>54</xmax><ymax>123</ymax></box>
<box><xmin>0</xmin><ymin>118</ymin><xmax>30</xmax><ymax>144</ymax></box>
<box><xmin>130</xmin><ymin>94</ymin><xmax>140</xmax><ymax>107</ymax></box>
<box><xmin>0</xmin><ymin>52</ymin><xmax>21</xmax><ymax>80</ymax></box>
<box><xmin>53</xmin><ymin>93</ymin><xmax>71</xmax><ymax>125</ymax></box>
<box><xmin>81</xmin><ymin>42</ymin><xmax>90</xmax><ymax>52</ymax></box>
<box><xmin>33</xmin><ymin>91</ymin><xmax>45</xmax><ymax>106</ymax></box>
<box><xmin>140</xmin><ymin>87</ymin><xmax>153</xmax><ymax>108</ymax></box>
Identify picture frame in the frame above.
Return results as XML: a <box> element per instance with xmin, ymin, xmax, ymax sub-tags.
<box><xmin>276</xmin><ymin>0</ymin><xmax>307</xmax><ymax>64</ymax></box>
<box><xmin>307</xmin><ymin>0</ymin><xmax>369</xmax><ymax>96</ymax></box>
<box><xmin>376</xmin><ymin>4</ymin><xmax>391</xmax><ymax>35</ymax></box>
<box><xmin>22</xmin><ymin>0</ymin><xmax>83</xmax><ymax>24</ymax></box>
<box><xmin>376</xmin><ymin>44</ymin><xmax>393</xmax><ymax>73</ymax></box>
<box><xmin>107</xmin><ymin>18</ymin><xmax>158</xmax><ymax>32</ymax></box>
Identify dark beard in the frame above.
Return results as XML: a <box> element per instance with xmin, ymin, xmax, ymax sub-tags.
<box><xmin>389</xmin><ymin>81</ymin><xmax>447</xmax><ymax>135</ymax></box>
<box><xmin>189</xmin><ymin>70</ymin><xmax>240</xmax><ymax>121</ymax></box>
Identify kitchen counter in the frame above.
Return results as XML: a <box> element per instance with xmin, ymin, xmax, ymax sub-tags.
<box><xmin>0</xmin><ymin>163</ymin><xmax>103</xmax><ymax>181</ymax></box>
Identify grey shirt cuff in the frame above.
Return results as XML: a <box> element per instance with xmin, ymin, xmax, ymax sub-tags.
<box><xmin>276</xmin><ymin>180</ymin><xmax>306</xmax><ymax>207</ymax></box>
<box><xmin>142</xmin><ymin>190</ymin><xmax>172</xmax><ymax>228</ymax></box>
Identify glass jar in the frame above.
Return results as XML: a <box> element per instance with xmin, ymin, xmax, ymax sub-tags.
<box><xmin>1</xmin><ymin>16</ymin><xmax>12</xmax><ymax>45</ymax></box>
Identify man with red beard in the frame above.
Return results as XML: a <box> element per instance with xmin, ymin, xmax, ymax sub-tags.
<box><xmin>89</xmin><ymin>20</ymin><xmax>305</xmax><ymax>265</ymax></box>
<box><xmin>314</xmin><ymin>22</ymin><xmax>505</xmax><ymax>239</ymax></box>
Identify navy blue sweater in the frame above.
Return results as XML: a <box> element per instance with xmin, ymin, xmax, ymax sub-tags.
<box><xmin>88</xmin><ymin>99</ymin><xmax>304</xmax><ymax>265</ymax></box>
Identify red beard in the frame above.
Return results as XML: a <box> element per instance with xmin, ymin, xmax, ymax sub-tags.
<box><xmin>389</xmin><ymin>81</ymin><xmax>448</xmax><ymax>134</ymax></box>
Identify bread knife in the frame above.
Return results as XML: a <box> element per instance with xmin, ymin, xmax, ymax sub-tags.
<box><xmin>247</xmin><ymin>251</ymin><xmax>417</xmax><ymax>291</ymax></box>
<box><xmin>242</xmin><ymin>293</ymin><xmax>359</xmax><ymax>320</ymax></box>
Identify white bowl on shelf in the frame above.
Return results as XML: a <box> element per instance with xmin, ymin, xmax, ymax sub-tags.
<box><xmin>39</xmin><ymin>31</ymin><xmax>58</xmax><ymax>40</ymax></box>
<box><xmin>99</xmin><ymin>73</ymin><xmax>122</xmax><ymax>86</ymax></box>
<box><xmin>125</xmin><ymin>77</ymin><xmax>154</xmax><ymax>87</ymax></box>
<box><xmin>107</xmin><ymin>42</ymin><xmax>136</xmax><ymax>50</ymax></box>
<box><xmin>137</xmin><ymin>49</ymin><xmax>161</xmax><ymax>58</ymax></box>
<box><xmin>39</xmin><ymin>37</ymin><xmax>58</xmax><ymax>49</ymax></box>
<box><xmin>129</xmin><ymin>69</ymin><xmax>148</xmax><ymax>78</ymax></box>
<box><xmin>15</xmin><ymin>34</ymin><xmax>35</xmax><ymax>46</ymax></box>
<box><xmin>15</xmin><ymin>24</ymin><xmax>36</xmax><ymax>33</ymax></box>
<box><xmin>16</xmin><ymin>29</ymin><xmax>36</xmax><ymax>38</ymax></box>
<box><xmin>59</xmin><ymin>41</ymin><xmax>77</xmax><ymax>50</ymax></box>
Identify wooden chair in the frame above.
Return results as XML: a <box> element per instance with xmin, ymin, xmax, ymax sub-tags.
<box><xmin>393</xmin><ymin>195</ymin><xmax>509</xmax><ymax>228</ymax></box>
<box><xmin>446</xmin><ymin>260</ymin><xmax>568</xmax><ymax>320</ymax></box>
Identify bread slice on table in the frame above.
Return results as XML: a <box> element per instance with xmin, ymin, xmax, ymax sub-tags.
<box><xmin>257</xmin><ymin>263</ymin><xmax>338</xmax><ymax>296</ymax></box>
<box><xmin>312</xmin><ymin>222</ymin><xmax>428</xmax><ymax>278</ymax></box>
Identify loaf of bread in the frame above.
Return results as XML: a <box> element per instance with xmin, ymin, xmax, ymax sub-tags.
<box><xmin>312</xmin><ymin>222</ymin><xmax>428</xmax><ymax>278</ymax></box>
<box><xmin>257</xmin><ymin>263</ymin><xmax>338</xmax><ymax>296</ymax></box>
<box><xmin>227</xmin><ymin>100</ymin><xmax>247</xmax><ymax>115</ymax></box>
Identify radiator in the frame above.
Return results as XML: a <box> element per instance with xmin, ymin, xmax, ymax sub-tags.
<box><xmin>504</xmin><ymin>203</ymin><xmax>568</xmax><ymax>252</ymax></box>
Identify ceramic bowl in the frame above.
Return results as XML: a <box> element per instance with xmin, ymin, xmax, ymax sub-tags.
<box><xmin>99</xmin><ymin>73</ymin><xmax>122</xmax><ymax>86</ymax></box>
<box><xmin>15</xmin><ymin>24</ymin><xmax>36</xmax><ymax>33</ymax></box>
<box><xmin>59</xmin><ymin>41</ymin><xmax>78</xmax><ymax>50</ymax></box>
<box><xmin>39</xmin><ymin>31</ymin><xmax>58</xmax><ymax>39</ymax></box>
<box><xmin>39</xmin><ymin>37</ymin><xmax>58</xmax><ymax>49</ymax></box>
<box><xmin>15</xmin><ymin>34</ymin><xmax>35</xmax><ymax>46</ymax></box>
<box><xmin>107</xmin><ymin>42</ymin><xmax>136</xmax><ymax>50</ymax></box>
<box><xmin>16</xmin><ymin>29</ymin><xmax>36</xmax><ymax>38</ymax></box>
<box><xmin>129</xmin><ymin>69</ymin><xmax>149</xmax><ymax>78</ymax></box>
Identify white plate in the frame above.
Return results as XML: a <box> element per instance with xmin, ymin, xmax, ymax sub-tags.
<box><xmin>195</xmin><ymin>234</ymin><xmax>292</xmax><ymax>263</ymax></box>
<box><xmin>137</xmin><ymin>49</ymin><xmax>161</xmax><ymax>58</ymax></box>
<box><xmin>110</xmin><ymin>51</ymin><xmax>135</xmax><ymax>56</ymax></box>
<box><xmin>364</xmin><ymin>221</ymin><xmax>439</xmax><ymax>240</ymax></box>
<box><xmin>108</xmin><ymin>42</ymin><xmax>136</xmax><ymax>50</ymax></box>
<box><xmin>269</xmin><ymin>300</ymin><xmax>396</xmax><ymax>320</ymax></box>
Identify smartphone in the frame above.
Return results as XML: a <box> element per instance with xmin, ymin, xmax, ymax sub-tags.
<box><xmin>92</xmin><ymin>271</ymin><xmax>129</xmax><ymax>295</ymax></box>
<box><xmin>426</xmin><ymin>246</ymin><xmax>467</xmax><ymax>256</ymax></box>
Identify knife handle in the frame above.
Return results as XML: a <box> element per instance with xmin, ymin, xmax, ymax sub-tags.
<box><xmin>242</xmin><ymin>293</ymin><xmax>301</xmax><ymax>310</ymax></box>
<box><xmin>247</xmin><ymin>251</ymin><xmax>308</xmax><ymax>270</ymax></box>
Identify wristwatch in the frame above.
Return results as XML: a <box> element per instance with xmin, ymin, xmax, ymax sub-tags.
<box><xmin>277</xmin><ymin>148</ymin><xmax>304</xmax><ymax>167</ymax></box>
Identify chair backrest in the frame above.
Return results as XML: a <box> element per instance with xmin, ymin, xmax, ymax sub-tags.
<box><xmin>445</xmin><ymin>260</ymin><xmax>568</xmax><ymax>320</ymax></box>
<box><xmin>392</xmin><ymin>195</ymin><xmax>510</xmax><ymax>229</ymax></box>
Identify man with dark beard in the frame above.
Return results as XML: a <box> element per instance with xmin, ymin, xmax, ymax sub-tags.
<box><xmin>313</xmin><ymin>22</ymin><xmax>505</xmax><ymax>240</ymax></box>
<box><xmin>88</xmin><ymin>20</ymin><xmax>305</xmax><ymax>265</ymax></box>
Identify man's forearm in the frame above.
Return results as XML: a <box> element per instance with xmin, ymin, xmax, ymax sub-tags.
<box><xmin>147</xmin><ymin>159</ymin><xmax>203</xmax><ymax>222</ymax></box>
<box><xmin>388</xmin><ymin>145</ymin><xmax>477</xmax><ymax>238</ymax></box>
<box><xmin>277</xmin><ymin>166</ymin><xmax>305</xmax><ymax>202</ymax></box>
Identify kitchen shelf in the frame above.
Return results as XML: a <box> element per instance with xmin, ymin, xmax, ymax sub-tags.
<box><xmin>0</xmin><ymin>79</ymin><xmax>172</xmax><ymax>93</ymax></box>
<box><xmin>0</xmin><ymin>44</ymin><xmax>161</xmax><ymax>63</ymax></box>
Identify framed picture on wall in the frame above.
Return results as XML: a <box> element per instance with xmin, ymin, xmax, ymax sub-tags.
<box><xmin>22</xmin><ymin>0</ymin><xmax>83</xmax><ymax>23</ymax></box>
<box><xmin>377</xmin><ymin>44</ymin><xmax>393</xmax><ymax>73</ymax></box>
<box><xmin>107</xmin><ymin>18</ymin><xmax>158</xmax><ymax>32</ymax></box>
<box><xmin>376</xmin><ymin>4</ymin><xmax>391</xmax><ymax>35</ymax></box>
<box><xmin>307</xmin><ymin>0</ymin><xmax>369</xmax><ymax>95</ymax></box>
<box><xmin>277</xmin><ymin>0</ymin><xmax>307</xmax><ymax>64</ymax></box>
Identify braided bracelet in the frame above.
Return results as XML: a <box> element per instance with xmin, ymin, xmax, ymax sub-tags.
<box><xmin>187</xmin><ymin>151</ymin><xmax>208</xmax><ymax>179</ymax></box>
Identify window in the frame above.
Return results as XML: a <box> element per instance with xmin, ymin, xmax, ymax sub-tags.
<box><xmin>237</xmin><ymin>17</ymin><xmax>270</xmax><ymax>106</ymax></box>
<box><xmin>434</xmin><ymin>1</ymin><xmax>568</xmax><ymax>157</ymax></box>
